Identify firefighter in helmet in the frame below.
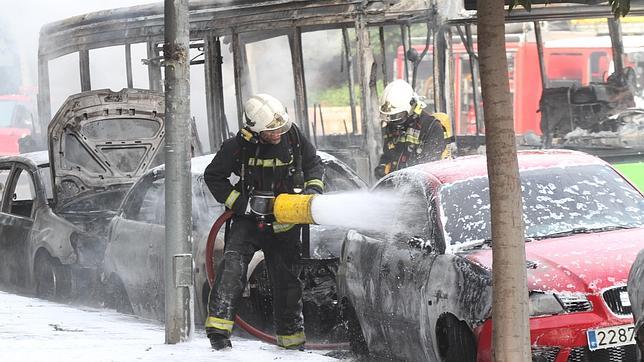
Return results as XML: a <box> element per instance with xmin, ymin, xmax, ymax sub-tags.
<box><xmin>375</xmin><ymin>79</ymin><xmax>451</xmax><ymax>179</ymax></box>
<box><xmin>203</xmin><ymin>93</ymin><xmax>323</xmax><ymax>350</ymax></box>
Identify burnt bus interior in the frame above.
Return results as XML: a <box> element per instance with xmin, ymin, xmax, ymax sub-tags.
<box><xmin>36</xmin><ymin>0</ymin><xmax>452</xmax><ymax>185</ymax></box>
<box><xmin>35</xmin><ymin>0</ymin><xmax>644</xmax><ymax>186</ymax></box>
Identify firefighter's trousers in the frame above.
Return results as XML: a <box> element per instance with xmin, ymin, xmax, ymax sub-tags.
<box><xmin>205</xmin><ymin>216</ymin><xmax>305</xmax><ymax>345</ymax></box>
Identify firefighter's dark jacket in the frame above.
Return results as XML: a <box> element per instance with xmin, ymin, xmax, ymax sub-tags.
<box><xmin>377</xmin><ymin>110</ymin><xmax>446</xmax><ymax>176</ymax></box>
<box><xmin>204</xmin><ymin>124</ymin><xmax>323</xmax><ymax>215</ymax></box>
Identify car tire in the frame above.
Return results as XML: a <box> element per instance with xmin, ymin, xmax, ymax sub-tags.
<box><xmin>436</xmin><ymin>314</ymin><xmax>476</xmax><ymax>362</ymax></box>
<box><xmin>105</xmin><ymin>276</ymin><xmax>133</xmax><ymax>315</ymax></box>
<box><xmin>34</xmin><ymin>252</ymin><xmax>71</xmax><ymax>301</ymax></box>
<box><xmin>341</xmin><ymin>300</ymin><xmax>369</xmax><ymax>356</ymax></box>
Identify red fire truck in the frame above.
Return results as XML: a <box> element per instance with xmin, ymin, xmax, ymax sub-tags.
<box><xmin>396</xmin><ymin>35</ymin><xmax>644</xmax><ymax>137</ymax></box>
<box><xmin>0</xmin><ymin>94</ymin><xmax>35</xmax><ymax>155</ymax></box>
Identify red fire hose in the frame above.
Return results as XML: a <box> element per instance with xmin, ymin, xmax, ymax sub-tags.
<box><xmin>205</xmin><ymin>211</ymin><xmax>349</xmax><ymax>350</ymax></box>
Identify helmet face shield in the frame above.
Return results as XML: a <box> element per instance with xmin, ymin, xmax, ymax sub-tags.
<box><xmin>263</xmin><ymin>112</ymin><xmax>292</xmax><ymax>135</ymax></box>
<box><xmin>384</xmin><ymin>110</ymin><xmax>408</xmax><ymax>124</ymax></box>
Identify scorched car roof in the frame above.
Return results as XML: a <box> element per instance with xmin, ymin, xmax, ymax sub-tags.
<box><xmin>410</xmin><ymin>149</ymin><xmax>606</xmax><ymax>185</ymax></box>
<box><xmin>0</xmin><ymin>151</ymin><xmax>49</xmax><ymax>168</ymax></box>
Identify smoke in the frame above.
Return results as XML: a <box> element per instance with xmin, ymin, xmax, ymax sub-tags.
<box><xmin>1</xmin><ymin>0</ymin><xmax>155</xmax><ymax>87</ymax></box>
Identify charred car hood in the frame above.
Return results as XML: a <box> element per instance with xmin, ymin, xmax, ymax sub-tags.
<box><xmin>48</xmin><ymin>89</ymin><xmax>164</xmax><ymax>207</ymax></box>
<box><xmin>464</xmin><ymin>228</ymin><xmax>644</xmax><ymax>293</ymax></box>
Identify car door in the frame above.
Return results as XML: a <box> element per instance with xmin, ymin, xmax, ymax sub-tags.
<box><xmin>376</xmin><ymin>175</ymin><xmax>439</xmax><ymax>359</ymax></box>
<box><xmin>0</xmin><ymin>164</ymin><xmax>37</xmax><ymax>289</ymax></box>
<box><xmin>0</xmin><ymin>164</ymin><xmax>15</xmax><ymax>285</ymax></box>
<box><xmin>106</xmin><ymin>173</ymin><xmax>165</xmax><ymax>320</ymax></box>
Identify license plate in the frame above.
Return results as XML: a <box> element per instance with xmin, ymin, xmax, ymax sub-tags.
<box><xmin>586</xmin><ymin>324</ymin><xmax>636</xmax><ymax>351</ymax></box>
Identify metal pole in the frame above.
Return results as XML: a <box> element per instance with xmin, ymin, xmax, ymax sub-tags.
<box><xmin>204</xmin><ymin>34</ymin><xmax>226</xmax><ymax>152</ymax></box>
<box><xmin>232</xmin><ymin>31</ymin><xmax>245</xmax><ymax>131</ymax></box>
<box><xmin>79</xmin><ymin>49</ymin><xmax>91</xmax><ymax>92</ymax></box>
<box><xmin>400</xmin><ymin>24</ymin><xmax>409</xmax><ymax>83</ymax></box>
<box><xmin>533</xmin><ymin>21</ymin><xmax>548</xmax><ymax>90</ymax></box>
<box><xmin>163</xmin><ymin>0</ymin><xmax>193</xmax><ymax>344</ymax></box>
<box><xmin>446</xmin><ymin>28</ymin><xmax>455</xmax><ymax>129</ymax></box>
<box><xmin>607</xmin><ymin>17</ymin><xmax>624</xmax><ymax>75</ymax></box>
<box><xmin>412</xmin><ymin>22</ymin><xmax>432</xmax><ymax>90</ymax></box>
<box><xmin>319</xmin><ymin>104</ymin><xmax>326</xmax><ymax>141</ymax></box>
<box><xmin>125</xmin><ymin>44</ymin><xmax>134</xmax><ymax>89</ymax></box>
<box><xmin>342</xmin><ymin>27</ymin><xmax>358</xmax><ymax>135</ymax></box>
<box><xmin>214</xmin><ymin>37</ymin><xmax>228</xmax><ymax>142</ymax></box>
<box><xmin>312</xmin><ymin>103</ymin><xmax>318</xmax><ymax>147</ymax></box>
<box><xmin>433</xmin><ymin>27</ymin><xmax>446</xmax><ymax>113</ymax></box>
<box><xmin>356</xmin><ymin>12</ymin><xmax>380</xmax><ymax>184</ymax></box>
<box><xmin>379</xmin><ymin>26</ymin><xmax>388</xmax><ymax>86</ymax></box>
<box><xmin>37</xmin><ymin>54</ymin><xmax>51</xmax><ymax>147</ymax></box>
<box><xmin>148</xmin><ymin>41</ymin><xmax>163</xmax><ymax>92</ymax></box>
<box><xmin>465</xmin><ymin>24</ymin><xmax>482</xmax><ymax>135</ymax></box>
<box><xmin>289</xmin><ymin>27</ymin><xmax>311</xmax><ymax>138</ymax></box>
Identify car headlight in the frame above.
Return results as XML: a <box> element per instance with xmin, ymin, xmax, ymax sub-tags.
<box><xmin>529</xmin><ymin>292</ymin><xmax>565</xmax><ymax>317</ymax></box>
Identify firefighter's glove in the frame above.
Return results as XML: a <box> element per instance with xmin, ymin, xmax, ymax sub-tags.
<box><xmin>230</xmin><ymin>196</ymin><xmax>250</xmax><ymax>216</ymax></box>
<box><xmin>303</xmin><ymin>186</ymin><xmax>323</xmax><ymax>195</ymax></box>
<box><xmin>374</xmin><ymin>164</ymin><xmax>387</xmax><ymax>179</ymax></box>
<box><xmin>302</xmin><ymin>179</ymin><xmax>324</xmax><ymax>195</ymax></box>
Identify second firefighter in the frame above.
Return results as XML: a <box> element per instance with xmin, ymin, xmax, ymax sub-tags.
<box><xmin>375</xmin><ymin>79</ymin><xmax>451</xmax><ymax>179</ymax></box>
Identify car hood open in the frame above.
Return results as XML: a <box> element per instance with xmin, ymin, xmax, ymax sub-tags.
<box><xmin>464</xmin><ymin>227</ymin><xmax>644</xmax><ymax>293</ymax></box>
<box><xmin>48</xmin><ymin>88</ymin><xmax>165</xmax><ymax>208</ymax></box>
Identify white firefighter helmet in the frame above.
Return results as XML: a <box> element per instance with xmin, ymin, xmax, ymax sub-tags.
<box><xmin>379</xmin><ymin>79</ymin><xmax>417</xmax><ymax>123</ymax></box>
<box><xmin>243</xmin><ymin>93</ymin><xmax>292</xmax><ymax>134</ymax></box>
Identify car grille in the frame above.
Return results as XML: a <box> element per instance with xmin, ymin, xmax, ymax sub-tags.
<box><xmin>602</xmin><ymin>286</ymin><xmax>631</xmax><ymax>316</ymax></box>
<box><xmin>558</xmin><ymin>294</ymin><xmax>592</xmax><ymax>313</ymax></box>
<box><xmin>567</xmin><ymin>345</ymin><xmax>639</xmax><ymax>361</ymax></box>
<box><xmin>532</xmin><ymin>346</ymin><xmax>559</xmax><ymax>362</ymax></box>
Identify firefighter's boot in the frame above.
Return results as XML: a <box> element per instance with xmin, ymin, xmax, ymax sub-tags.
<box><xmin>209</xmin><ymin>333</ymin><xmax>232</xmax><ymax>350</ymax></box>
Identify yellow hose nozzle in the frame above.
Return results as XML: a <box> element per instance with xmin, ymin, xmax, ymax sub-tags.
<box><xmin>273</xmin><ymin>194</ymin><xmax>317</xmax><ymax>224</ymax></box>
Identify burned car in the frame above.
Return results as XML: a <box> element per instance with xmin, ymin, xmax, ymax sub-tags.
<box><xmin>628</xmin><ymin>249</ymin><xmax>644</xmax><ymax>357</ymax></box>
<box><xmin>337</xmin><ymin>150</ymin><xmax>644</xmax><ymax>361</ymax></box>
<box><xmin>0</xmin><ymin>88</ymin><xmax>165</xmax><ymax>300</ymax></box>
<box><xmin>102</xmin><ymin>151</ymin><xmax>366</xmax><ymax>340</ymax></box>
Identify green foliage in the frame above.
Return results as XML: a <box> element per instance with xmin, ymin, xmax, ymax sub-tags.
<box><xmin>309</xmin><ymin>81</ymin><xmax>385</xmax><ymax>107</ymax></box>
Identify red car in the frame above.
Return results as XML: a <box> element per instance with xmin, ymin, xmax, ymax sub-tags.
<box><xmin>0</xmin><ymin>94</ymin><xmax>35</xmax><ymax>155</ymax></box>
<box><xmin>337</xmin><ymin>150</ymin><xmax>644</xmax><ymax>361</ymax></box>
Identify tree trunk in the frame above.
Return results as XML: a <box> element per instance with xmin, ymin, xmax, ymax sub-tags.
<box><xmin>476</xmin><ymin>1</ymin><xmax>531</xmax><ymax>361</ymax></box>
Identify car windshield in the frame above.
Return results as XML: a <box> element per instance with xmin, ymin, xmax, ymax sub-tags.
<box><xmin>439</xmin><ymin>164</ymin><xmax>644</xmax><ymax>247</ymax></box>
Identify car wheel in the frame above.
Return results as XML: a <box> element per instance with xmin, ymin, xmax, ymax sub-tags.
<box><xmin>105</xmin><ymin>276</ymin><xmax>133</xmax><ymax>315</ymax></box>
<box><xmin>34</xmin><ymin>253</ymin><xmax>71</xmax><ymax>301</ymax></box>
<box><xmin>341</xmin><ymin>300</ymin><xmax>369</xmax><ymax>356</ymax></box>
<box><xmin>436</xmin><ymin>314</ymin><xmax>476</xmax><ymax>362</ymax></box>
